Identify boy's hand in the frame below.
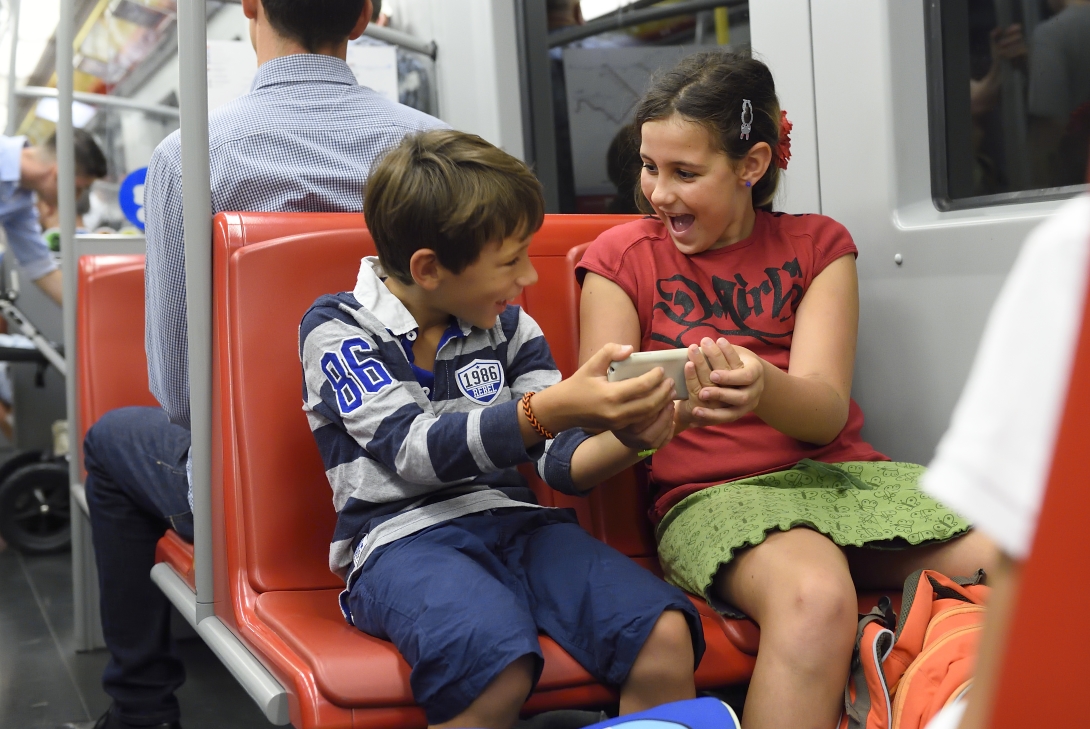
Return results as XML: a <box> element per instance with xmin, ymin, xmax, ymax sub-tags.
<box><xmin>612</xmin><ymin>400</ymin><xmax>676</xmax><ymax>452</ymax></box>
<box><xmin>677</xmin><ymin>337</ymin><xmax>765</xmax><ymax>428</ymax></box>
<box><xmin>533</xmin><ymin>344</ymin><xmax>677</xmax><ymax>434</ymax></box>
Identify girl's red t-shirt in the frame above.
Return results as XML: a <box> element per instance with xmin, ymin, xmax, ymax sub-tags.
<box><xmin>577</xmin><ymin>212</ymin><xmax>888</xmax><ymax>522</ymax></box>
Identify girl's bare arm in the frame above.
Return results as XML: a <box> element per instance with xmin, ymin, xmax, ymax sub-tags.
<box><xmin>579</xmin><ymin>272</ymin><xmax>642</xmax><ymax>365</ymax></box>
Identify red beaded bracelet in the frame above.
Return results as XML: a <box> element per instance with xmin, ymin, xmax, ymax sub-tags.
<box><xmin>520</xmin><ymin>391</ymin><xmax>555</xmax><ymax>440</ymax></box>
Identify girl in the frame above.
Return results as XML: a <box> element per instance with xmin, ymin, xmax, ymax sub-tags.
<box><xmin>576</xmin><ymin>51</ymin><xmax>995</xmax><ymax>729</ymax></box>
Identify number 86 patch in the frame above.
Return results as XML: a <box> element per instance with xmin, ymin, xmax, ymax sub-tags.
<box><xmin>320</xmin><ymin>337</ymin><xmax>394</xmax><ymax>414</ymax></box>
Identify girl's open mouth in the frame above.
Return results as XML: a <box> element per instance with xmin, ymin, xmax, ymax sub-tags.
<box><xmin>668</xmin><ymin>214</ymin><xmax>695</xmax><ymax>234</ymax></box>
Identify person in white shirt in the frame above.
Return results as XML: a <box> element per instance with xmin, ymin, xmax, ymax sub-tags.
<box><xmin>0</xmin><ymin>130</ymin><xmax>107</xmax><ymax>305</ymax></box>
<box><xmin>921</xmin><ymin>192</ymin><xmax>1090</xmax><ymax>729</ymax></box>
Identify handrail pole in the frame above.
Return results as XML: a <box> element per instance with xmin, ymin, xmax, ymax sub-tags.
<box><xmin>6</xmin><ymin>0</ymin><xmax>20</xmax><ymax>135</ymax></box>
<box><xmin>177</xmin><ymin>0</ymin><xmax>215</xmax><ymax>620</ymax></box>
<box><xmin>58</xmin><ymin>0</ymin><xmax>79</xmax><ymax>485</ymax></box>
<box><xmin>16</xmin><ymin>87</ymin><xmax>181</xmax><ymax>118</ymax></box>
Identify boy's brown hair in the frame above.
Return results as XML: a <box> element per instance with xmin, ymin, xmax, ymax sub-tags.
<box><xmin>364</xmin><ymin>129</ymin><xmax>545</xmax><ymax>285</ymax></box>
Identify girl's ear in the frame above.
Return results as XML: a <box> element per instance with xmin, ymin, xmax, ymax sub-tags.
<box><xmin>409</xmin><ymin>249</ymin><xmax>442</xmax><ymax>290</ymax></box>
<box><xmin>739</xmin><ymin>142</ymin><xmax>772</xmax><ymax>186</ymax></box>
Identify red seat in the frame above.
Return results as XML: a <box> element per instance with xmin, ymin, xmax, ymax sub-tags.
<box><xmin>72</xmin><ymin>213</ymin><xmax>898</xmax><ymax>727</ymax></box>
<box><xmin>77</xmin><ymin>254</ymin><xmax>159</xmax><ymax>444</ymax></box>
<box><xmin>209</xmin><ymin>213</ymin><xmax>759</xmax><ymax>728</ymax></box>
<box><xmin>77</xmin><ymin>254</ymin><xmax>198</xmax><ymax>590</ymax></box>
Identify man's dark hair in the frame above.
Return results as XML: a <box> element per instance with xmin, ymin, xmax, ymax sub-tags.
<box><xmin>44</xmin><ymin>129</ymin><xmax>109</xmax><ymax>179</ymax></box>
<box><xmin>261</xmin><ymin>0</ymin><xmax>366</xmax><ymax>52</ymax></box>
<box><xmin>364</xmin><ymin>129</ymin><xmax>545</xmax><ymax>285</ymax></box>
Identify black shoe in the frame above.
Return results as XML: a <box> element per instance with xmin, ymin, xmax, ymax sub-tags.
<box><xmin>58</xmin><ymin>708</ymin><xmax>181</xmax><ymax>729</ymax></box>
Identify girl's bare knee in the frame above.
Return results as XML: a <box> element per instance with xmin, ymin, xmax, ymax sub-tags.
<box><xmin>762</xmin><ymin>571</ymin><xmax>857</xmax><ymax>656</ymax></box>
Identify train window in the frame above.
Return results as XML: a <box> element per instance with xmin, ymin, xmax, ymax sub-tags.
<box><xmin>520</xmin><ymin>1</ymin><xmax>751</xmax><ymax>213</ymax></box>
<box><xmin>926</xmin><ymin>0</ymin><xmax>1090</xmax><ymax>210</ymax></box>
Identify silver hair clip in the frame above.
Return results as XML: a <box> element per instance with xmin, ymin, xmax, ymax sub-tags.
<box><xmin>740</xmin><ymin>99</ymin><xmax>754</xmax><ymax>140</ymax></box>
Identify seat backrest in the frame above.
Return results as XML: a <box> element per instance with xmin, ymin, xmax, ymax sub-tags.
<box><xmin>521</xmin><ymin>237</ymin><xmax>656</xmax><ymax>559</ymax></box>
<box><xmin>988</xmin><ymin>246</ymin><xmax>1090</xmax><ymax>728</ymax></box>
<box><xmin>216</xmin><ymin>214</ymin><xmax>369</xmax><ymax>593</ymax></box>
<box><xmin>77</xmin><ymin>255</ymin><xmax>158</xmax><ymax>448</ymax></box>
<box><xmin>216</xmin><ymin>212</ymin><xmax>647</xmax><ymax>594</ymax></box>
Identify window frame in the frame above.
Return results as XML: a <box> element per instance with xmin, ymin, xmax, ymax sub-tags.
<box><xmin>923</xmin><ymin>0</ymin><xmax>1087</xmax><ymax>212</ymax></box>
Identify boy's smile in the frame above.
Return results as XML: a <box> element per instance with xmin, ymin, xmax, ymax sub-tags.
<box><xmin>386</xmin><ymin>233</ymin><xmax>539</xmax><ymax>357</ymax></box>
<box><xmin>439</xmin><ymin>234</ymin><xmax>538</xmax><ymax>330</ymax></box>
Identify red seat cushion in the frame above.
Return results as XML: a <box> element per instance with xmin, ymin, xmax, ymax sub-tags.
<box><xmin>154</xmin><ymin>530</ymin><xmax>195</xmax><ymax>591</ymax></box>
<box><xmin>254</xmin><ymin>587</ymin><xmax>758</xmax><ymax>709</ymax></box>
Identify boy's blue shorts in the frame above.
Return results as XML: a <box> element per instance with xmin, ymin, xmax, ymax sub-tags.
<box><xmin>346</xmin><ymin>507</ymin><xmax>705</xmax><ymax>725</ymax></box>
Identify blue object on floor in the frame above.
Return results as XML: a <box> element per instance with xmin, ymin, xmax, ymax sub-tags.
<box><xmin>582</xmin><ymin>697</ymin><xmax>740</xmax><ymax>729</ymax></box>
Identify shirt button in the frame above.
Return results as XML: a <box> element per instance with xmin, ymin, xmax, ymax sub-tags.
<box><xmin>406</xmin><ymin>331</ymin><xmax>417</xmax><ymax>341</ymax></box>
<box><xmin>422</xmin><ymin>387</ymin><xmax>431</xmax><ymax>395</ymax></box>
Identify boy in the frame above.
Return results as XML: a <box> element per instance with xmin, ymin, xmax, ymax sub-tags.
<box><xmin>299</xmin><ymin>129</ymin><xmax>705</xmax><ymax>729</ymax></box>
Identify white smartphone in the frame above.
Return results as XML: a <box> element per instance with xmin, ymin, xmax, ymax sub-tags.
<box><xmin>607</xmin><ymin>348</ymin><xmax>692</xmax><ymax>400</ymax></box>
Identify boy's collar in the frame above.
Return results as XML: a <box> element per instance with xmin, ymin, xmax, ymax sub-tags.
<box><xmin>353</xmin><ymin>257</ymin><xmax>474</xmax><ymax>337</ymax></box>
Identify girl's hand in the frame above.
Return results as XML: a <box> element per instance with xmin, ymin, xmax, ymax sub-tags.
<box><xmin>677</xmin><ymin>338</ymin><xmax>766</xmax><ymax>427</ymax></box>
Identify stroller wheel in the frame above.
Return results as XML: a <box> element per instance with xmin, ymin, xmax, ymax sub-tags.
<box><xmin>0</xmin><ymin>461</ymin><xmax>70</xmax><ymax>555</ymax></box>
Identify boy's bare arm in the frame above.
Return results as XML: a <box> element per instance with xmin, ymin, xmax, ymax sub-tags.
<box><xmin>518</xmin><ymin>343</ymin><xmax>676</xmax><ymax>447</ymax></box>
<box><xmin>566</xmin><ymin>404</ymin><xmax>675</xmax><ymax>492</ymax></box>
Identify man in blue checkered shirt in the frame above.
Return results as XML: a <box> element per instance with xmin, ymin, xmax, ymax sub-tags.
<box><xmin>71</xmin><ymin>1</ymin><xmax>443</xmax><ymax>727</ymax></box>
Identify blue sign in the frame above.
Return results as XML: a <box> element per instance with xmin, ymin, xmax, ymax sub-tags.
<box><xmin>118</xmin><ymin>167</ymin><xmax>148</xmax><ymax>231</ymax></box>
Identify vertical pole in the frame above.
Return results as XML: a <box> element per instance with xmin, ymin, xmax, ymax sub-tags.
<box><xmin>58</xmin><ymin>0</ymin><xmax>101</xmax><ymax>651</ymax></box>
<box><xmin>6</xmin><ymin>0</ymin><xmax>20</xmax><ymax>135</ymax></box>
<box><xmin>58</xmin><ymin>0</ymin><xmax>77</xmax><ymax>466</ymax></box>
<box><xmin>177</xmin><ymin>0</ymin><xmax>215</xmax><ymax>619</ymax></box>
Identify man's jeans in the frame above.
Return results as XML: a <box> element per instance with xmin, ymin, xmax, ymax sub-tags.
<box><xmin>84</xmin><ymin>406</ymin><xmax>192</xmax><ymax>725</ymax></box>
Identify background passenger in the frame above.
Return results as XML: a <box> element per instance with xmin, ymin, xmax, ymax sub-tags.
<box><xmin>302</xmin><ymin>129</ymin><xmax>702</xmax><ymax>729</ymax></box>
<box><xmin>1028</xmin><ymin>0</ymin><xmax>1090</xmax><ymax>187</ymax></box>
<box><xmin>920</xmin><ymin>191</ymin><xmax>1090</xmax><ymax>729</ymax></box>
<box><xmin>576</xmin><ymin>51</ymin><xmax>996</xmax><ymax>729</ymax></box>
<box><xmin>73</xmin><ymin>0</ymin><xmax>444</xmax><ymax>727</ymax></box>
<box><xmin>0</xmin><ymin>130</ymin><xmax>107</xmax><ymax>305</ymax></box>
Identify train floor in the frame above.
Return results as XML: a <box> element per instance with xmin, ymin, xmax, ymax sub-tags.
<box><xmin>0</xmin><ymin>544</ymin><xmax>270</xmax><ymax>729</ymax></box>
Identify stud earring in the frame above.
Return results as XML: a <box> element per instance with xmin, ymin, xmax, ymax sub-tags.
<box><xmin>745</xmin><ymin>181</ymin><xmax>752</xmax><ymax>188</ymax></box>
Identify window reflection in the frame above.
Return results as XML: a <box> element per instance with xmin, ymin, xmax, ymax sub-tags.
<box><xmin>933</xmin><ymin>0</ymin><xmax>1090</xmax><ymax>205</ymax></box>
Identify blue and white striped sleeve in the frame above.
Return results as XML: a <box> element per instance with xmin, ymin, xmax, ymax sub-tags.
<box><xmin>301</xmin><ymin>302</ymin><xmax>539</xmax><ymax>491</ymax></box>
<box><xmin>503</xmin><ymin>308</ymin><xmax>591</xmax><ymax>496</ymax></box>
<box><xmin>144</xmin><ymin>135</ymin><xmax>191</xmax><ymax>427</ymax></box>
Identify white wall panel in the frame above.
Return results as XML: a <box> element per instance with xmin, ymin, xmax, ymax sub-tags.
<box><xmin>810</xmin><ymin>0</ymin><xmax>1066</xmax><ymax>464</ymax></box>
<box><xmin>431</xmin><ymin>0</ymin><xmax>525</xmax><ymax>160</ymax></box>
<box><xmin>749</xmin><ymin>0</ymin><xmax>821</xmax><ymax>213</ymax></box>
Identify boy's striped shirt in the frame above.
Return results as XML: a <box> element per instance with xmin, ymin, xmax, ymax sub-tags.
<box><xmin>300</xmin><ymin>258</ymin><xmax>589</xmax><ymax>601</ymax></box>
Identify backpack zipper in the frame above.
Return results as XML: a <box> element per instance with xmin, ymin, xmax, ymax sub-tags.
<box><xmin>890</xmin><ymin>624</ymin><xmax>982</xmax><ymax>727</ymax></box>
<box><xmin>920</xmin><ymin>605</ymin><xmax>984</xmax><ymax>647</ymax></box>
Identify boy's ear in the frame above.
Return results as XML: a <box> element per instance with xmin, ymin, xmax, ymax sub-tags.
<box><xmin>408</xmin><ymin>249</ymin><xmax>442</xmax><ymax>290</ymax></box>
<box><xmin>740</xmin><ymin>141</ymin><xmax>772</xmax><ymax>186</ymax></box>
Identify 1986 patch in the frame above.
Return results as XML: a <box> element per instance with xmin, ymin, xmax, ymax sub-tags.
<box><xmin>455</xmin><ymin>359</ymin><xmax>505</xmax><ymax>405</ymax></box>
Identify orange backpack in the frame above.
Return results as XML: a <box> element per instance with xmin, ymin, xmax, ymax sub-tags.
<box><xmin>839</xmin><ymin>569</ymin><xmax>988</xmax><ymax>729</ymax></box>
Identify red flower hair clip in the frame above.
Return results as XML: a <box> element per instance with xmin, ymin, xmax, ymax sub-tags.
<box><xmin>776</xmin><ymin>110</ymin><xmax>793</xmax><ymax>170</ymax></box>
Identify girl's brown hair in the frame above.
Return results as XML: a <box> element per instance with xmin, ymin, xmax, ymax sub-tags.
<box><xmin>634</xmin><ymin>50</ymin><xmax>783</xmax><ymax>212</ymax></box>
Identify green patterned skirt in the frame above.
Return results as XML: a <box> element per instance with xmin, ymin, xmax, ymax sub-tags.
<box><xmin>656</xmin><ymin>460</ymin><xmax>970</xmax><ymax>615</ymax></box>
